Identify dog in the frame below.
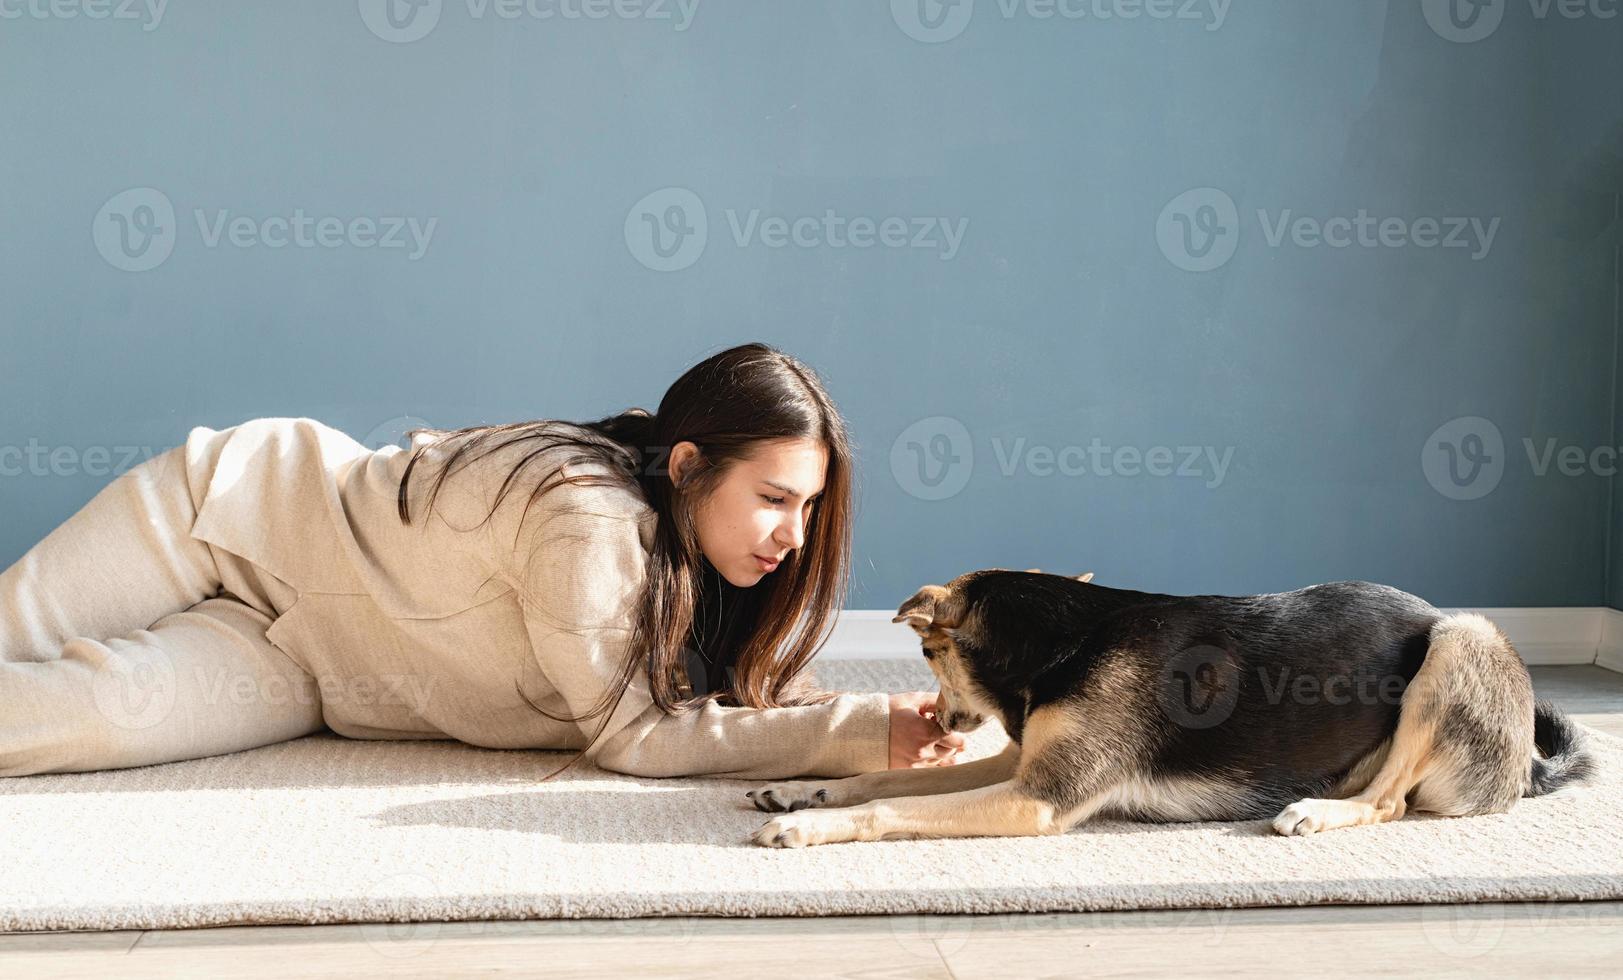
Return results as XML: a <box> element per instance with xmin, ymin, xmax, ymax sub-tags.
<box><xmin>746</xmin><ymin>568</ymin><xmax>1596</xmax><ymax>847</ymax></box>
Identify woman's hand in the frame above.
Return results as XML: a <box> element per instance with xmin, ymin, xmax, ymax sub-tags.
<box><xmin>887</xmin><ymin>691</ymin><xmax>968</xmax><ymax>769</ymax></box>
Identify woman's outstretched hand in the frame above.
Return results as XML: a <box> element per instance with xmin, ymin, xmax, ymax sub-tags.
<box><xmin>887</xmin><ymin>691</ymin><xmax>968</xmax><ymax>769</ymax></box>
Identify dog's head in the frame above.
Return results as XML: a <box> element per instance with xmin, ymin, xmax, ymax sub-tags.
<box><xmin>890</xmin><ymin>568</ymin><xmax>1096</xmax><ymax>733</ymax></box>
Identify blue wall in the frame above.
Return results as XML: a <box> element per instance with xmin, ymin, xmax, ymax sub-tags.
<box><xmin>2</xmin><ymin>1</ymin><xmax>1620</xmax><ymax>609</ymax></box>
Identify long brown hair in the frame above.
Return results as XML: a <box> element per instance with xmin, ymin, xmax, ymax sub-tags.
<box><xmin>393</xmin><ymin>342</ymin><xmax>855</xmax><ymax>764</ymax></box>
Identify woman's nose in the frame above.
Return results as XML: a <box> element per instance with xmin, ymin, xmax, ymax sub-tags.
<box><xmin>777</xmin><ymin>511</ymin><xmax>806</xmax><ymax>551</ymax></box>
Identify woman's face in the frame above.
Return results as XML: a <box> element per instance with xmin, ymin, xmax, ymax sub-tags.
<box><xmin>670</xmin><ymin>437</ymin><xmax>828</xmax><ymax>587</ymax></box>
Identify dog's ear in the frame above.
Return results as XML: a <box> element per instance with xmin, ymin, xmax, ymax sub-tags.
<box><xmin>1076</xmin><ymin>571</ymin><xmax>1094</xmax><ymax>583</ymax></box>
<box><xmin>892</xmin><ymin>584</ymin><xmax>965</xmax><ymax>633</ymax></box>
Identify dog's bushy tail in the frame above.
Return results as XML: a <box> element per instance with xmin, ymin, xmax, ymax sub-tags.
<box><xmin>1526</xmin><ymin>700</ymin><xmax>1597</xmax><ymax>797</ymax></box>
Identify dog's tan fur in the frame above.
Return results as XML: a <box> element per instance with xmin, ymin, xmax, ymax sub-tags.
<box><xmin>1273</xmin><ymin>612</ymin><xmax>1535</xmax><ymax>834</ymax></box>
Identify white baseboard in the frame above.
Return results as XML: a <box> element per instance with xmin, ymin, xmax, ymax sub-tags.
<box><xmin>820</xmin><ymin>611</ymin><xmax>922</xmax><ymax>660</ymax></box>
<box><xmin>1598</xmin><ymin>608</ymin><xmax>1623</xmax><ymax>674</ymax></box>
<box><xmin>823</xmin><ymin>607</ymin><xmax>1623</xmax><ymax>672</ymax></box>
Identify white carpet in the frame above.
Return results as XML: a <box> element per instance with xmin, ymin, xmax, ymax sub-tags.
<box><xmin>2</xmin><ymin>660</ymin><xmax>1619</xmax><ymax>933</ymax></box>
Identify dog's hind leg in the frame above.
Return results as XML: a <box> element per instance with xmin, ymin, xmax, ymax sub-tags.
<box><xmin>748</xmin><ymin>742</ymin><xmax>1020</xmax><ymax>812</ymax></box>
<box><xmin>1272</xmin><ymin>709</ymin><xmax>1436</xmax><ymax>836</ymax></box>
<box><xmin>1273</xmin><ymin>613</ymin><xmax>1532</xmax><ymax>836</ymax></box>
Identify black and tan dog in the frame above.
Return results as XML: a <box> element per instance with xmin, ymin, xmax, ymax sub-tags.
<box><xmin>747</xmin><ymin>569</ymin><xmax>1596</xmax><ymax>847</ymax></box>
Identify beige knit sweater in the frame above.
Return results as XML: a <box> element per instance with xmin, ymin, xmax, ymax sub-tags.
<box><xmin>181</xmin><ymin>417</ymin><xmax>892</xmax><ymax>779</ymax></box>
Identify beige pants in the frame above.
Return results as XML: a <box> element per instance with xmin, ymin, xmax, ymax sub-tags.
<box><xmin>0</xmin><ymin>445</ymin><xmax>327</xmax><ymax>777</ymax></box>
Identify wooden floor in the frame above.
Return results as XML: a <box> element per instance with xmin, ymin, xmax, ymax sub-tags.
<box><xmin>4</xmin><ymin>665</ymin><xmax>1621</xmax><ymax>979</ymax></box>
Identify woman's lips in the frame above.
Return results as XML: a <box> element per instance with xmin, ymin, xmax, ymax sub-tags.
<box><xmin>754</xmin><ymin>554</ymin><xmax>781</xmax><ymax>571</ymax></box>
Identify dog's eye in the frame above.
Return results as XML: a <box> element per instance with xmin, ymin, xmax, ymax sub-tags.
<box><xmin>922</xmin><ymin>648</ymin><xmax>937</xmax><ymax>660</ymax></box>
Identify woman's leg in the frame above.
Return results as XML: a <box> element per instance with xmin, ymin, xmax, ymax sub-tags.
<box><xmin>0</xmin><ymin>443</ymin><xmax>325</xmax><ymax>776</ymax></box>
<box><xmin>1</xmin><ymin>595</ymin><xmax>325</xmax><ymax>776</ymax></box>
<box><xmin>0</xmin><ymin>445</ymin><xmax>221</xmax><ymax>661</ymax></box>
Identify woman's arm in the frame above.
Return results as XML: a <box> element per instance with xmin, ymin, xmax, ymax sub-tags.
<box><xmin>501</xmin><ymin>475</ymin><xmax>892</xmax><ymax>779</ymax></box>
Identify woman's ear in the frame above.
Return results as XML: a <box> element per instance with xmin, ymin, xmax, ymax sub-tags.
<box><xmin>667</xmin><ymin>440</ymin><xmax>699</xmax><ymax>488</ymax></box>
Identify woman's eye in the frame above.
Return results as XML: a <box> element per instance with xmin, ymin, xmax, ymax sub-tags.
<box><xmin>762</xmin><ymin>495</ymin><xmax>786</xmax><ymax>506</ymax></box>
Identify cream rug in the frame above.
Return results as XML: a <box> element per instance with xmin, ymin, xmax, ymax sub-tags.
<box><xmin>2</xmin><ymin>660</ymin><xmax>1620</xmax><ymax>933</ymax></box>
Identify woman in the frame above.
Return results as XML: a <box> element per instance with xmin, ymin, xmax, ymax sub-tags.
<box><xmin>0</xmin><ymin>343</ymin><xmax>964</xmax><ymax>780</ymax></box>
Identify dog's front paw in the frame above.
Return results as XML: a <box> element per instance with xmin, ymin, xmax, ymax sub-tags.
<box><xmin>746</xmin><ymin>782</ymin><xmax>834</xmax><ymax>813</ymax></box>
<box><xmin>752</xmin><ymin>811</ymin><xmax>854</xmax><ymax>848</ymax></box>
